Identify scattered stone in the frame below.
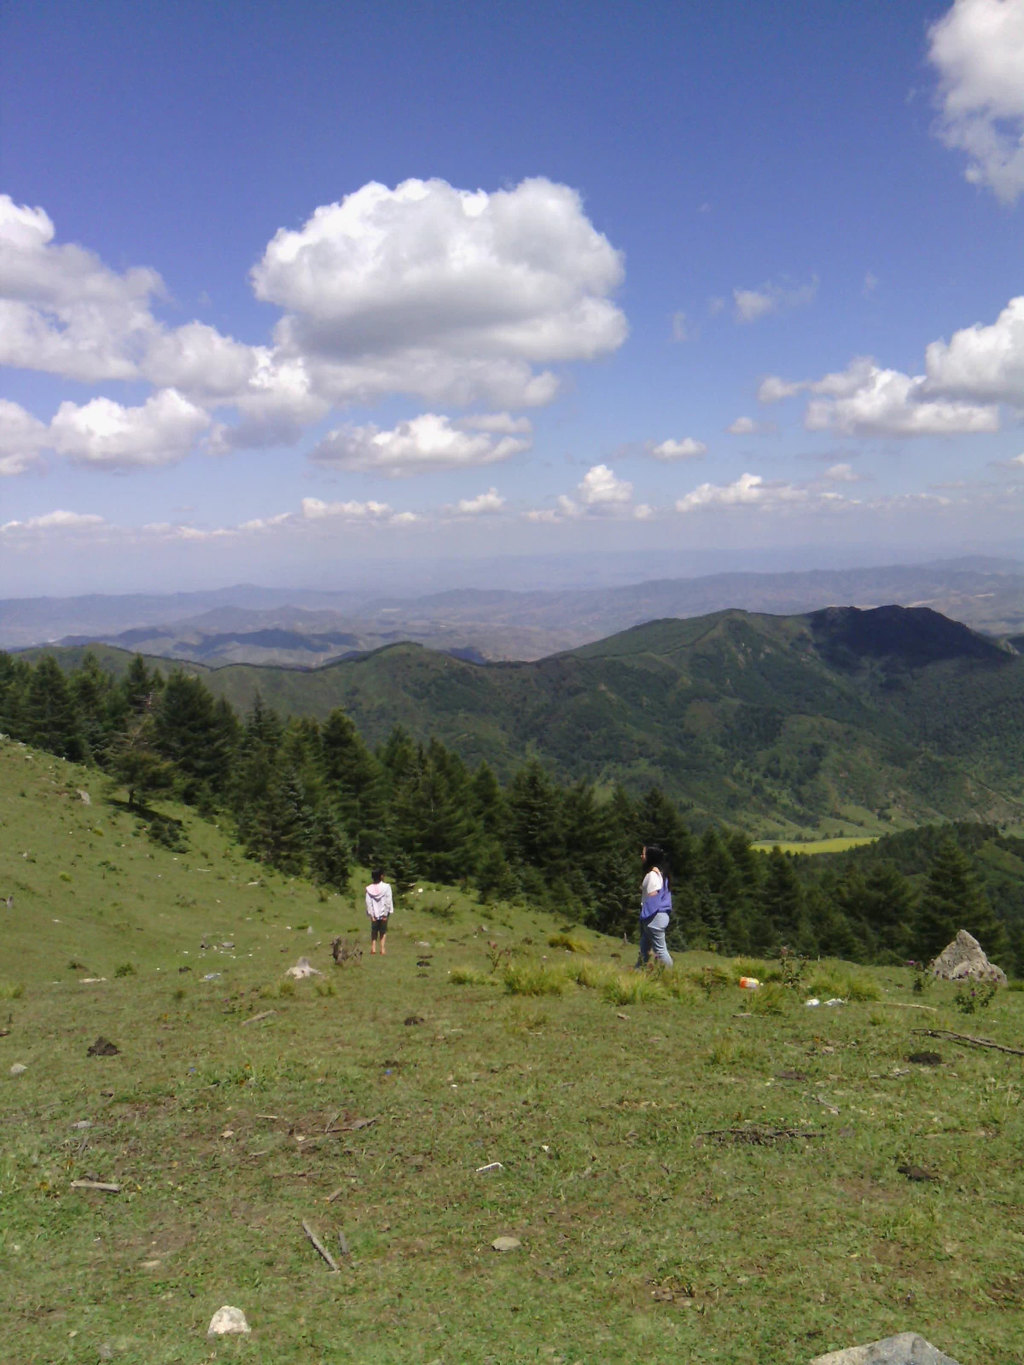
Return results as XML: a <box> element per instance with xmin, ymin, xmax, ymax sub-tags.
<box><xmin>897</xmin><ymin>1163</ymin><xmax>939</xmax><ymax>1183</ymax></box>
<box><xmin>286</xmin><ymin>957</ymin><xmax>322</xmax><ymax>979</ymax></box>
<box><xmin>416</xmin><ymin>958</ymin><xmax>432</xmax><ymax>968</ymax></box>
<box><xmin>207</xmin><ymin>1306</ymin><xmax>251</xmax><ymax>1336</ymax></box>
<box><xmin>907</xmin><ymin>1051</ymin><xmax>942</xmax><ymax>1066</ymax></box>
<box><xmin>491</xmin><ymin>1235</ymin><xmax>521</xmax><ymax>1252</ymax></box>
<box><xmin>404</xmin><ymin>1015</ymin><xmax>424</xmax><ymax>1026</ymax></box>
<box><xmin>10</xmin><ymin>1062</ymin><xmax>27</xmax><ymax>1076</ymax></box>
<box><xmin>416</xmin><ymin>940</ymin><xmax>431</xmax><ymax>948</ymax></box>
<box><xmin>929</xmin><ymin>930</ymin><xmax>1006</xmax><ymax>984</ymax></box>
<box><xmin>809</xmin><ymin>1331</ymin><xmax>961</xmax><ymax>1364</ymax></box>
<box><xmin>87</xmin><ymin>1037</ymin><xmax>119</xmax><ymax>1057</ymax></box>
<box><xmin>78</xmin><ymin>789</ymin><xmax>91</xmax><ymax>805</ymax></box>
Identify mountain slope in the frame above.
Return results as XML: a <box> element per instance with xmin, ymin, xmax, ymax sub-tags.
<box><xmin>22</xmin><ymin>605</ymin><xmax>1024</xmax><ymax>838</ymax></box>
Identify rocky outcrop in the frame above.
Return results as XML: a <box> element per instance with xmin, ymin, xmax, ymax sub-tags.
<box><xmin>810</xmin><ymin>1331</ymin><xmax>961</xmax><ymax>1364</ymax></box>
<box><xmin>929</xmin><ymin>930</ymin><xmax>1006</xmax><ymax>984</ymax></box>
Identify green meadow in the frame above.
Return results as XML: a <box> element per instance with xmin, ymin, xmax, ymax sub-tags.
<box><xmin>2</xmin><ymin>738</ymin><xmax>1023</xmax><ymax>1364</ymax></box>
<box><xmin>750</xmin><ymin>837</ymin><xmax>878</xmax><ymax>856</ymax></box>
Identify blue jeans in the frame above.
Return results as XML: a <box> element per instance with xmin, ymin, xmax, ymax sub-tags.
<box><xmin>637</xmin><ymin>912</ymin><xmax>673</xmax><ymax>967</ymax></box>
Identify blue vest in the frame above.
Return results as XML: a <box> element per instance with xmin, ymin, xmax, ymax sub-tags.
<box><xmin>640</xmin><ymin>884</ymin><xmax>672</xmax><ymax>922</ymax></box>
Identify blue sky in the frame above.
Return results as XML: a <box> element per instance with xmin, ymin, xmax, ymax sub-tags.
<box><xmin>2</xmin><ymin>0</ymin><xmax>1023</xmax><ymax>595</ymax></box>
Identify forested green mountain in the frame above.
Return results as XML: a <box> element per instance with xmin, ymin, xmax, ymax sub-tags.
<box><xmin>22</xmin><ymin>604</ymin><xmax>1024</xmax><ymax>838</ymax></box>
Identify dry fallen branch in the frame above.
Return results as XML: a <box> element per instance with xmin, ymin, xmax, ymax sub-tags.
<box><xmin>695</xmin><ymin>1126</ymin><xmax>823</xmax><ymax>1147</ymax></box>
<box><xmin>911</xmin><ymin>1028</ymin><xmax>1024</xmax><ymax>1057</ymax></box>
<box><xmin>70</xmin><ymin>1179</ymin><xmax>121</xmax><ymax>1193</ymax></box>
<box><xmin>302</xmin><ymin>1219</ymin><xmax>339</xmax><ymax>1272</ymax></box>
<box><xmin>326</xmin><ymin>1116</ymin><xmax>378</xmax><ymax>1134</ymax></box>
<box><xmin>241</xmin><ymin>1010</ymin><xmax>277</xmax><ymax>1026</ymax></box>
<box><xmin>878</xmin><ymin>1001</ymin><xmax>939</xmax><ymax>1013</ymax></box>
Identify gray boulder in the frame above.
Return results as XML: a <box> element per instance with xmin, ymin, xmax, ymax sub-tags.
<box><xmin>810</xmin><ymin>1331</ymin><xmax>961</xmax><ymax>1364</ymax></box>
<box><xmin>929</xmin><ymin>929</ymin><xmax>1006</xmax><ymax>984</ymax></box>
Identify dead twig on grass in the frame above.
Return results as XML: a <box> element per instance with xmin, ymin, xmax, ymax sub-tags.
<box><xmin>70</xmin><ymin>1179</ymin><xmax>121</xmax><ymax>1193</ymax></box>
<box><xmin>911</xmin><ymin>1028</ymin><xmax>1024</xmax><ymax>1057</ymax></box>
<box><xmin>302</xmin><ymin>1219</ymin><xmax>339</xmax><ymax>1272</ymax></box>
<box><xmin>695</xmin><ymin>1125</ymin><xmax>823</xmax><ymax>1147</ymax></box>
<box><xmin>241</xmin><ymin>1010</ymin><xmax>276</xmax><ymax>1026</ymax></box>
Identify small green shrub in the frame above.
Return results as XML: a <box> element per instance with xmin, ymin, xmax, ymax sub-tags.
<box><xmin>148</xmin><ymin>816</ymin><xmax>187</xmax><ymax>852</ymax></box>
<box><xmin>747</xmin><ymin>982</ymin><xmax>790</xmax><ymax>1015</ymax></box>
<box><xmin>314</xmin><ymin>981</ymin><xmax>336</xmax><ymax>997</ymax></box>
<box><xmin>954</xmin><ymin>979</ymin><xmax>997</xmax><ymax>1014</ymax></box>
<box><xmin>692</xmin><ymin>965</ymin><xmax>732</xmax><ymax>997</ymax></box>
<box><xmin>0</xmin><ymin>983</ymin><xmax>24</xmax><ymax>1000</ymax></box>
<box><xmin>114</xmin><ymin>962</ymin><xmax>136</xmax><ymax>978</ymax></box>
<box><xmin>278</xmin><ymin>980</ymin><xmax>296</xmax><ymax>998</ymax></box>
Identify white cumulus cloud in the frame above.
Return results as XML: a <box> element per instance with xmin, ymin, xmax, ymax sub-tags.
<box><xmin>0</xmin><ymin>195</ymin><xmax>163</xmax><ymax>382</ymax></box>
<box><xmin>928</xmin><ymin>0</ymin><xmax>1024</xmax><ymax>202</ymax></box>
<box><xmin>456</xmin><ymin>487</ymin><xmax>505</xmax><ymax>515</ymax></box>
<box><xmin>727</xmin><ymin>416</ymin><xmax>758</xmax><ymax>435</ymax></box>
<box><xmin>309</xmin><ymin>411</ymin><xmax>530</xmax><ymax>476</ymax></box>
<box><xmin>0</xmin><ymin>400</ymin><xmax>49</xmax><ymax>475</ymax></box>
<box><xmin>924</xmin><ymin>296</ymin><xmax>1024</xmax><ymax>406</ymax></box>
<box><xmin>650</xmin><ymin>436</ymin><xmax>706</xmax><ymax>460</ymax></box>
<box><xmin>50</xmin><ymin>389</ymin><xmax>211</xmax><ymax>468</ymax></box>
<box><xmin>578</xmin><ymin>463</ymin><xmax>632</xmax><ymax>505</ymax></box>
<box><xmin>803</xmin><ymin>361</ymin><xmax>999</xmax><ymax>435</ymax></box>
<box><xmin>253</xmin><ymin>177</ymin><xmax>627</xmax><ymax>408</ymax></box>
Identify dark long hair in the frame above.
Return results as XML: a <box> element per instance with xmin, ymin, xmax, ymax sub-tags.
<box><xmin>642</xmin><ymin>843</ymin><xmax>670</xmax><ymax>887</ymax></box>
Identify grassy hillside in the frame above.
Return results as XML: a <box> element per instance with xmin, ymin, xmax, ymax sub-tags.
<box><xmin>2</xmin><ymin>737</ymin><xmax>1024</xmax><ymax>1364</ymax></box>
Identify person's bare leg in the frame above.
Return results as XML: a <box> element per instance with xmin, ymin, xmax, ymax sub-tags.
<box><xmin>380</xmin><ymin>930</ymin><xmax>387</xmax><ymax>957</ymax></box>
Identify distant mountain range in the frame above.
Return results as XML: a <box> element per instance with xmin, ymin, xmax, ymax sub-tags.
<box><xmin>32</xmin><ymin>602</ymin><xmax>1024</xmax><ymax>840</ymax></box>
<box><xmin>4</xmin><ymin>555</ymin><xmax>1024</xmax><ymax>664</ymax></box>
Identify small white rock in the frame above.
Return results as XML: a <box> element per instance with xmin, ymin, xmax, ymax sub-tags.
<box><xmin>10</xmin><ymin>1063</ymin><xmax>27</xmax><ymax>1076</ymax></box>
<box><xmin>207</xmin><ymin>1305</ymin><xmax>250</xmax><ymax>1336</ymax></box>
<box><xmin>491</xmin><ymin>1235</ymin><xmax>521</xmax><ymax>1252</ymax></box>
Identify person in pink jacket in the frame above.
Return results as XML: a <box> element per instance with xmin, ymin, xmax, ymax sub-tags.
<box><xmin>365</xmin><ymin>867</ymin><xmax>394</xmax><ymax>956</ymax></box>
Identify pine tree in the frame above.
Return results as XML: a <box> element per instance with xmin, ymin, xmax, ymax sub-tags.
<box><xmin>321</xmin><ymin>708</ymin><xmax>386</xmax><ymax>857</ymax></box>
<box><xmin>506</xmin><ymin>759</ymin><xmax>564</xmax><ymax>876</ymax></box>
<box><xmin>914</xmin><ymin>837</ymin><xmax>1007</xmax><ymax>962</ymax></box>
<box><xmin>108</xmin><ymin>715</ymin><xmax>175</xmax><ymax>810</ymax></box>
<box><xmin>305</xmin><ymin>807</ymin><xmax>353</xmax><ymax>892</ymax></box>
<box><xmin>389</xmin><ymin>739</ymin><xmax>477</xmax><ymax>883</ymax></box>
<box><xmin>23</xmin><ymin>655</ymin><xmax>85</xmax><ymax>760</ymax></box>
<box><xmin>154</xmin><ymin>671</ymin><xmax>234</xmax><ymax>800</ymax></box>
<box><xmin>69</xmin><ymin>650</ymin><xmax>116</xmax><ymax>762</ymax></box>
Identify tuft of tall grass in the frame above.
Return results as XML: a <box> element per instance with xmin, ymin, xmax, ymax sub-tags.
<box><xmin>0</xmin><ymin>982</ymin><xmax>24</xmax><ymax>1000</ymax></box>
<box><xmin>547</xmin><ymin>933</ymin><xmax>589</xmax><ymax>953</ymax></box>
<box><xmin>449</xmin><ymin>965</ymin><xmax>492</xmax><ymax>986</ymax></box>
<box><xmin>806</xmin><ymin>968</ymin><xmax>880</xmax><ymax>1002</ymax></box>
<box><xmin>501</xmin><ymin>961</ymin><xmax>566</xmax><ymax>996</ymax></box>
<box><xmin>747</xmin><ymin>982</ymin><xmax>791</xmax><ymax>1015</ymax></box>
<box><xmin>602</xmin><ymin>970</ymin><xmax>668</xmax><ymax>1005</ymax></box>
<box><xmin>562</xmin><ymin>959</ymin><xmax>614</xmax><ymax>990</ymax></box>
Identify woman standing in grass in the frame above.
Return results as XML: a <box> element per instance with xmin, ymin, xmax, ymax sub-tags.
<box><xmin>637</xmin><ymin>844</ymin><xmax>673</xmax><ymax>968</ymax></box>
<box><xmin>365</xmin><ymin>868</ymin><xmax>394</xmax><ymax>956</ymax></box>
